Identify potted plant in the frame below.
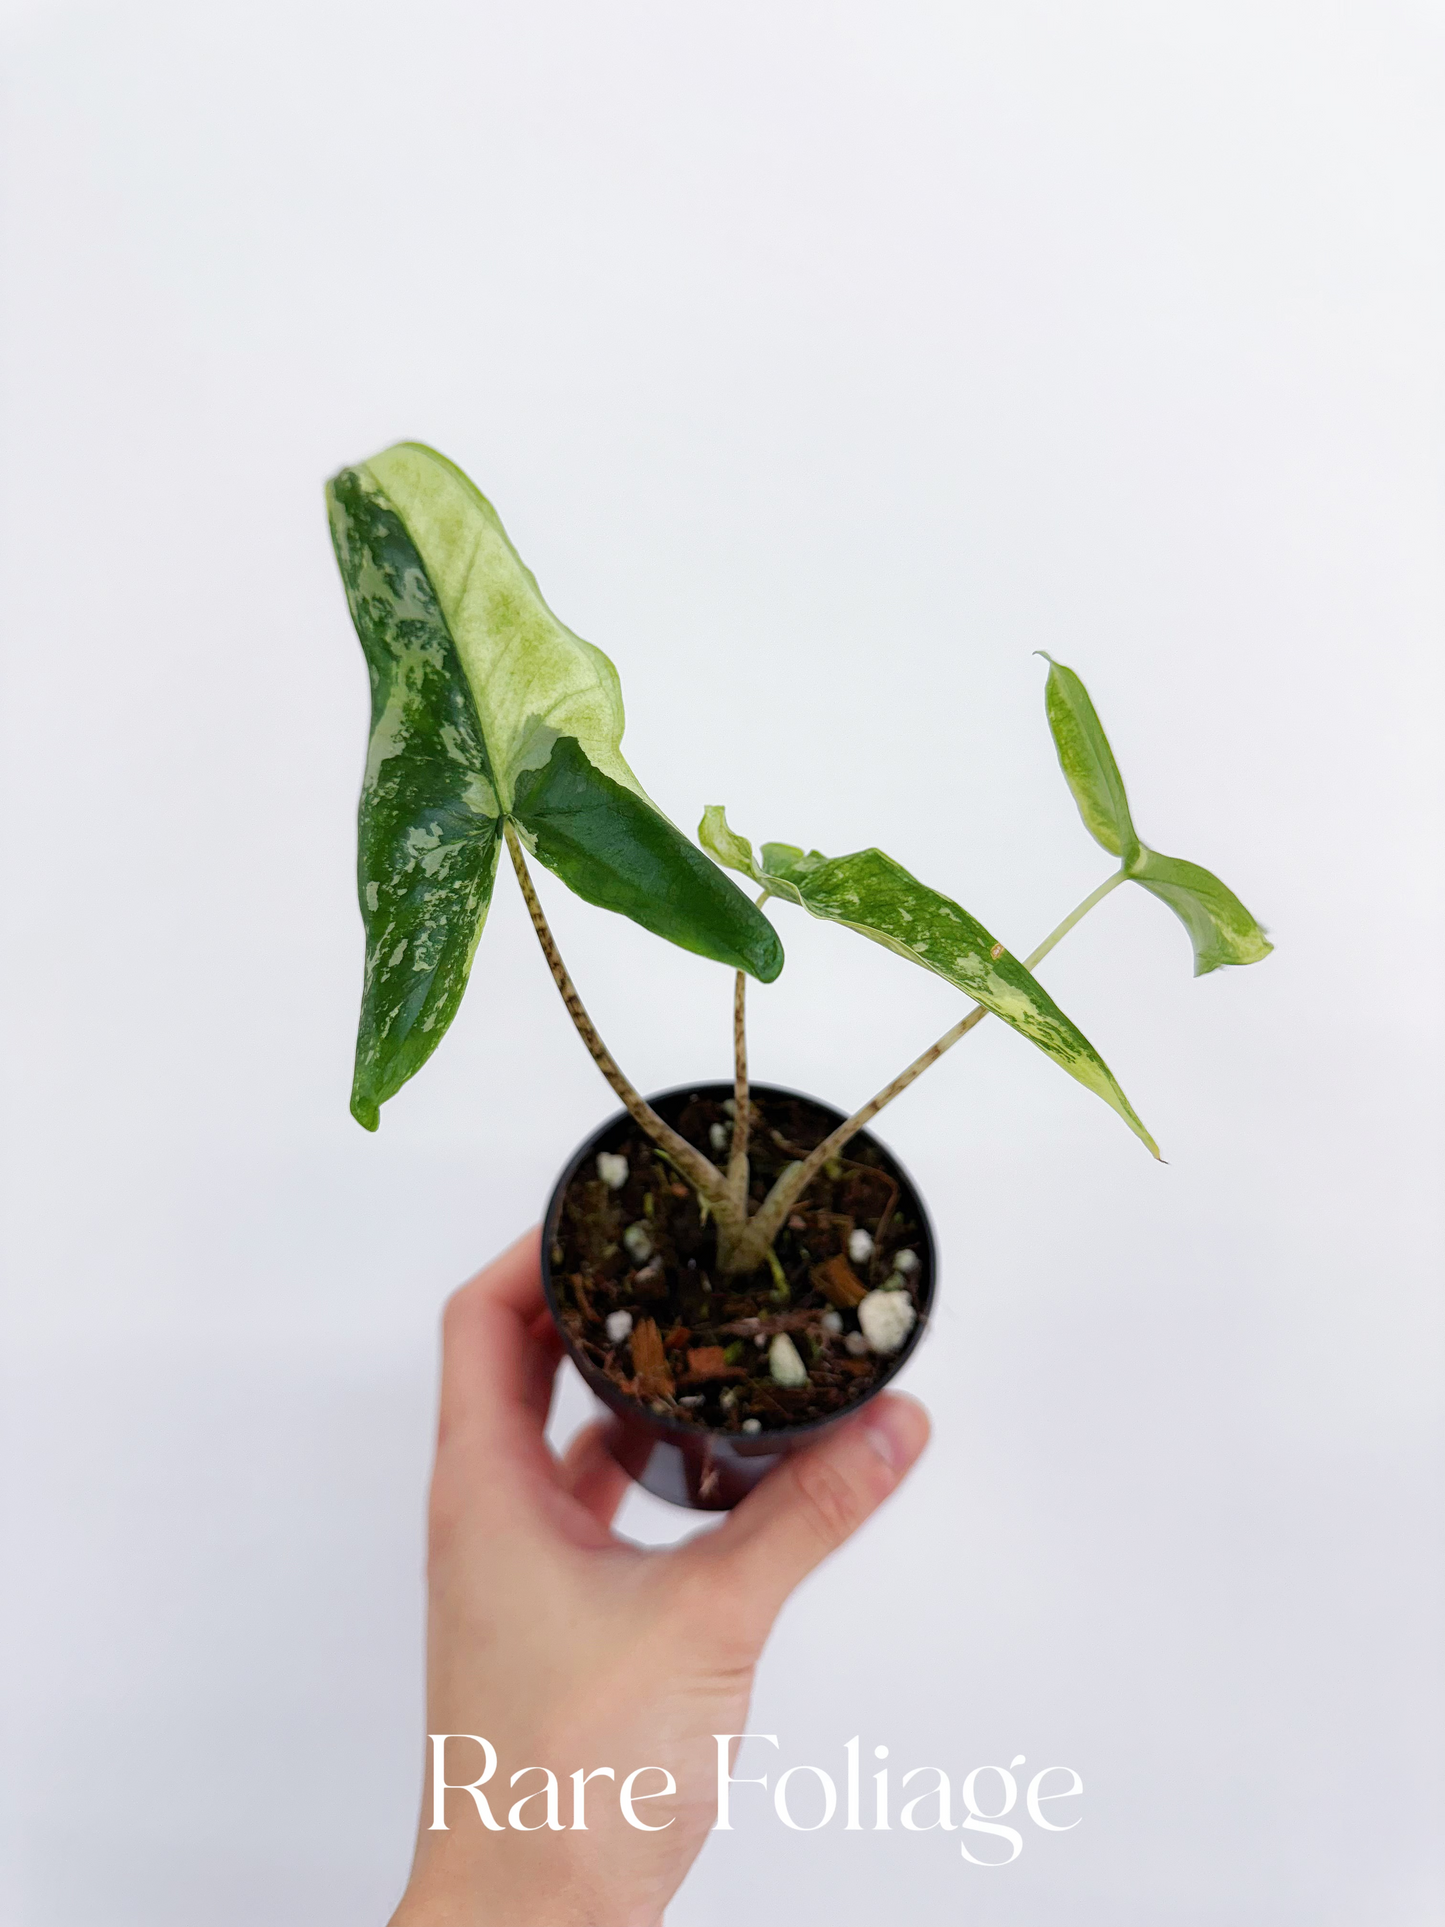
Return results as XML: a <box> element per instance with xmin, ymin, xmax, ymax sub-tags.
<box><xmin>327</xmin><ymin>441</ymin><xmax>1272</xmax><ymax>1509</ymax></box>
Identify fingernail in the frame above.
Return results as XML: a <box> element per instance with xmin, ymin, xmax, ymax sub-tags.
<box><xmin>859</xmin><ymin>1396</ymin><xmax>927</xmax><ymax>1474</ymax></box>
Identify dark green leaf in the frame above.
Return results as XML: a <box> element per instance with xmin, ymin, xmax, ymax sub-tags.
<box><xmin>515</xmin><ymin>740</ymin><xmax>782</xmax><ymax>980</ymax></box>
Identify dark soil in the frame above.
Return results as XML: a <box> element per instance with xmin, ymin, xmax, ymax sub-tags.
<box><xmin>549</xmin><ymin>1090</ymin><xmax>928</xmax><ymax>1434</ymax></box>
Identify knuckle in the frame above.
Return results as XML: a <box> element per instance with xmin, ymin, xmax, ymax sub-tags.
<box><xmin>790</xmin><ymin>1452</ymin><xmax>866</xmax><ymax>1549</ymax></box>
<box><xmin>440</xmin><ymin>1276</ymin><xmax>488</xmax><ymax>1357</ymax></box>
<box><xmin>440</xmin><ymin>1280</ymin><xmax>474</xmax><ymax>1338</ymax></box>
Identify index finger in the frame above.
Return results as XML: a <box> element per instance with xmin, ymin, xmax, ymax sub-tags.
<box><xmin>436</xmin><ymin>1226</ymin><xmax>550</xmax><ymax>1449</ymax></box>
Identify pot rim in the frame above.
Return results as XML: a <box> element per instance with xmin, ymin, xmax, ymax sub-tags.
<box><xmin>540</xmin><ymin>1079</ymin><xmax>937</xmax><ymax>1449</ymax></box>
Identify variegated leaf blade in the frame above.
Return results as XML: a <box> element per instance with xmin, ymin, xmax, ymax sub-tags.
<box><xmin>344</xmin><ymin>452</ymin><xmax>779</xmax><ymax>981</ymax></box>
<box><xmin>703</xmin><ymin>808</ymin><xmax>1158</xmax><ymax>1157</ymax></box>
<box><xmin>329</xmin><ymin>469</ymin><xmax>503</xmax><ymax>1130</ymax></box>
<box><xmin>1129</xmin><ymin>848</ymin><xmax>1273</xmax><ymax>976</ymax></box>
<box><xmin>790</xmin><ymin>847</ymin><xmax>1157</xmax><ymax>1157</ymax></box>
<box><xmin>361</xmin><ymin>443</ymin><xmax>645</xmax><ymax>809</ymax></box>
<box><xmin>330</xmin><ymin>452</ymin><xmax>784</xmax><ymax>1126</ymax></box>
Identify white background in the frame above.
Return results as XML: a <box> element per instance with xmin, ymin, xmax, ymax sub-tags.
<box><xmin>2</xmin><ymin>2</ymin><xmax>1441</xmax><ymax>1921</ymax></box>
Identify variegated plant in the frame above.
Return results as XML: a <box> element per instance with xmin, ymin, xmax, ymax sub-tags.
<box><xmin>328</xmin><ymin>442</ymin><xmax>1271</xmax><ymax>1274</ymax></box>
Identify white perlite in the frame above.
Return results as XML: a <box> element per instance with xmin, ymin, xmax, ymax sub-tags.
<box><xmin>604</xmin><ymin>1309</ymin><xmax>633</xmax><ymax>1345</ymax></box>
<box><xmin>892</xmin><ymin>1248</ymin><xmax>920</xmax><ymax>1276</ymax></box>
<box><xmin>844</xmin><ymin>1331</ymin><xmax>869</xmax><ymax>1357</ymax></box>
<box><xmin>847</xmin><ymin>1228</ymin><xmax>874</xmax><ymax>1265</ymax></box>
<box><xmin>709</xmin><ymin>1121</ymin><xmax>730</xmax><ymax>1152</ymax></box>
<box><xmin>622</xmin><ymin>1222</ymin><xmax>653</xmax><ymax>1264</ymax></box>
<box><xmin>858</xmin><ymin>1288</ymin><xmax>917</xmax><ymax>1354</ymax></box>
<box><xmin>821</xmin><ymin>1309</ymin><xmax>844</xmax><ymax>1335</ymax></box>
<box><xmin>596</xmin><ymin>1152</ymin><xmax>629</xmax><ymax>1191</ymax></box>
<box><xmin>741</xmin><ymin>1418</ymin><xmax>762</xmax><ymax>1433</ymax></box>
<box><xmin>769</xmin><ymin>1332</ymin><xmax>808</xmax><ymax>1387</ymax></box>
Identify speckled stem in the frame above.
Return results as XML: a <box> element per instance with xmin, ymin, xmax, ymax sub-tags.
<box><xmin>728</xmin><ymin>1003</ymin><xmax>990</xmax><ymax>1270</ymax></box>
<box><xmin>724</xmin><ymin>887</ymin><xmax>770</xmax><ymax>1222</ymax></box>
<box><xmin>727</xmin><ymin>968</ymin><xmax>751</xmax><ymax>1215</ymax></box>
<box><xmin>728</xmin><ymin>868</ymin><xmax>1129</xmax><ymax>1271</ymax></box>
<box><xmin>505</xmin><ymin>823</ymin><xmax>732</xmax><ymax>1210</ymax></box>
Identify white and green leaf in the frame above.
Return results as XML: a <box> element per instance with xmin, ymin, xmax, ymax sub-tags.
<box><xmin>1040</xmin><ymin>655</ymin><xmax>1273</xmax><ymax>977</ymax></box>
<box><xmin>701</xmin><ymin>808</ymin><xmax>1158</xmax><ymax>1157</ymax></box>
<box><xmin>1129</xmin><ymin>850</ymin><xmax>1272</xmax><ymax>974</ymax></box>
<box><xmin>329</xmin><ymin>446</ymin><xmax>782</xmax><ymax>1128</ymax></box>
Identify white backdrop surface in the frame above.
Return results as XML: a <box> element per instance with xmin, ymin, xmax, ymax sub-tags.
<box><xmin>1</xmin><ymin>3</ymin><xmax>1442</xmax><ymax>1922</ymax></box>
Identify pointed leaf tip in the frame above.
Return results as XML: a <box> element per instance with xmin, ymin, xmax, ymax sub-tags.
<box><xmin>698</xmin><ymin>805</ymin><xmax>761</xmax><ymax>882</ymax></box>
<box><xmin>1129</xmin><ymin>849</ymin><xmax>1274</xmax><ymax>975</ymax></box>
<box><xmin>1040</xmin><ymin>656</ymin><xmax>1138</xmax><ymax>862</ymax></box>
<box><xmin>746</xmin><ymin>837</ymin><xmax>1158</xmax><ymax>1157</ymax></box>
<box><xmin>515</xmin><ymin>745</ymin><xmax>783</xmax><ymax>982</ymax></box>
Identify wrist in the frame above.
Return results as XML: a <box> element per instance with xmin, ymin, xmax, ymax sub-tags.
<box><xmin>391</xmin><ymin>1866</ymin><xmax>664</xmax><ymax>1927</ymax></box>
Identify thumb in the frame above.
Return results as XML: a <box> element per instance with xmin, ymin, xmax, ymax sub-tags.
<box><xmin>690</xmin><ymin>1394</ymin><xmax>930</xmax><ymax>1626</ymax></box>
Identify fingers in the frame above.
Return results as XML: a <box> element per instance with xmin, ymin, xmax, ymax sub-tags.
<box><xmin>557</xmin><ymin>1419</ymin><xmax>632</xmax><ymax>1530</ymax></box>
<box><xmin>687</xmin><ymin>1395</ymin><xmax>930</xmax><ymax>1627</ymax></box>
<box><xmin>437</xmin><ymin>1228</ymin><xmax>551</xmax><ymax>1453</ymax></box>
<box><xmin>452</xmin><ymin>1226</ymin><xmax>546</xmax><ymax>1318</ymax></box>
<box><xmin>522</xmin><ymin>1309</ymin><xmax>567</xmax><ymax>1427</ymax></box>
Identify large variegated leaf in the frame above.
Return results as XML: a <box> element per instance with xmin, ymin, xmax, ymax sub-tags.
<box><xmin>329</xmin><ymin>446</ymin><xmax>781</xmax><ymax>1128</ymax></box>
<box><xmin>1040</xmin><ymin>655</ymin><xmax>1272</xmax><ymax>976</ymax></box>
<box><xmin>329</xmin><ymin>470</ymin><xmax>503</xmax><ymax>1130</ymax></box>
<box><xmin>700</xmin><ymin>808</ymin><xmax>1158</xmax><ymax>1157</ymax></box>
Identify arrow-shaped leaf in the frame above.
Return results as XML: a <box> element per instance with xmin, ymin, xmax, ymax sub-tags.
<box><xmin>329</xmin><ymin>446</ymin><xmax>782</xmax><ymax>1128</ymax></box>
<box><xmin>700</xmin><ymin>808</ymin><xmax>1158</xmax><ymax>1157</ymax></box>
<box><xmin>1039</xmin><ymin>655</ymin><xmax>1273</xmax><ymax>976</ymax></box>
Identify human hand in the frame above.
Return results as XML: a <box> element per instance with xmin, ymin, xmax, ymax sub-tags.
<box><xmin>389</xmin><ymin>1227</ymin><xmax>930</xmax><ymax>1927</ymax></box>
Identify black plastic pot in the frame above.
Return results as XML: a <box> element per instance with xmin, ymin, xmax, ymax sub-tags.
<box><xmin>541</xmin><ymin>1082</ymin><xmax>936</xmax><ymax>1512</ymax></box>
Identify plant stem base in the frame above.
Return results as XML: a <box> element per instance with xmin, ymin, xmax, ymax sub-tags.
<box><xmin>540</xmin><ymin>1083</ymin><xmax>937</xmax><ymax>1511</ymax></box>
